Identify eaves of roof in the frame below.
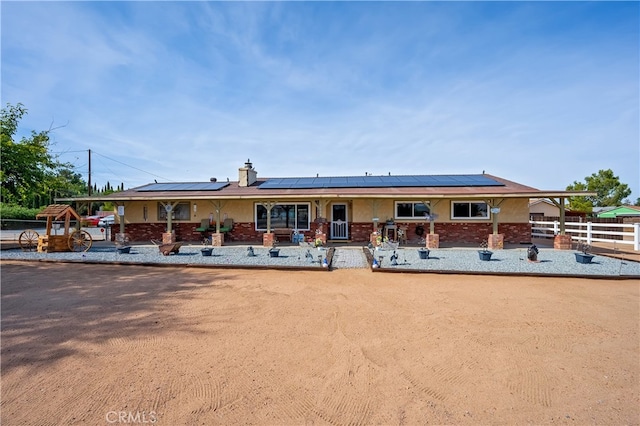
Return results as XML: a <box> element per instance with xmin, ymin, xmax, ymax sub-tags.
<box><xmin>57</xmin><ymin>175</ymin><xmax>597</xmax><ymax>203</ymax></box>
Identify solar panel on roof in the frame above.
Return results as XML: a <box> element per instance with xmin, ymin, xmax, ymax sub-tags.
<box><xmin>137</xmin><ymin>182</ymin><xmax>230</xmax><ymax>192</ymax></box>
<box><xmin>258</xmin><ymin>175</ymin><xmax>504</xmax><ymax>189</ymax></box>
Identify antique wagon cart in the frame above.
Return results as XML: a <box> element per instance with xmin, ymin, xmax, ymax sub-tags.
<box><xmin>18</xmin><ymin>204</ymin><xmax>92</xmax><ymax>252</ymax></box>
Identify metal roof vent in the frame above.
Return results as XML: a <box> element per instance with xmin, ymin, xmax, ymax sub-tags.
<box><xmin>210</xmin><ymin>177</ymin><xmax>217</xmax><ymax>182</ymax></box>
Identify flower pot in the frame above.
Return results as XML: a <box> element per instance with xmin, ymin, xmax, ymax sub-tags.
<box><xmin>269</xmin><ymin>249</ymin><xmax>280</xmax><ymax>258</ymax></box>
<box><xmin>575</xmin><ymin>253</ymin><xmax>594</xmax><ymax>264</ymax></box>
<box><xmin>418</xmin><ymin>248</ymin><xmax>430</xmax><ymax>260</ymax></box>
<box><xmin>478</xmin><ymin>250</ymin><xmax>493</xmax><ymax>261</ymax></box>
<box><xmin>116</xmin><ymin>246</ymin><xmax>131</xmax><ymax>254</ymax></box>
<box><xmin>201</xmin><ymin>248</ymin><xmax>214</xmax><ymax>257</ymax></box>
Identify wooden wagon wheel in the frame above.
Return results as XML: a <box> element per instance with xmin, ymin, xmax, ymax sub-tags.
<box><xmin>69</xmin><ymin>229</ymin><xmax>93</xmax><ymax>252</ymax></box>
<box><xmin>18</xmin><ymin>229</ymin><xmax>39</xmax><ymax>251</ymax></box>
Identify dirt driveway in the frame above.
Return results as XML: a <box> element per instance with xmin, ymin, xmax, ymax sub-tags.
<box><xmin>1</xmin><ymin>261</ymin><xmax>638</xmax><ymax>425</ymax></box>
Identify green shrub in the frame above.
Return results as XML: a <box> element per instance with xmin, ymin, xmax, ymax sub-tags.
<box><xmin>0</xmin><ymin>203</ymin><xmax>42</xmax><ymax>220</ymax></box>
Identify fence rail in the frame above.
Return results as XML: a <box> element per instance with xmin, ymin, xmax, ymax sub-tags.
<box><xmin>530</xmin><ymin>220</ymin><xmax>640</xmax><ymax>251</ymax></box>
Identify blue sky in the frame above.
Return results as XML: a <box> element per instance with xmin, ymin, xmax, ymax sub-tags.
<box><xmin>2</xmin><ymin>1</ymin><xmax>638</xmax><ymax>200</ymax></box>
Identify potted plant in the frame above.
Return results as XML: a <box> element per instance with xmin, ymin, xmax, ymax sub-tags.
<box><xmin>478</xmin><ymin>240</ymin><xmax>493</xmax><ymax>261</ymax></box>
<box><xmin>418</xmin><ymin>247</ymin><xmax>430</xmax><ymax>259</ymax></box>
<box><xmin>269</xmin><ymin>242</ymin><xmax>280</xmax><ymax>258</ymax></box>
<box><xmin>575</xmin><ymin>243</ymin><xmax>595</xmax><ymax>264</ymax></box>
<box><xmin>116</xmin><ymin>246</ymin><xmax>131</xmax><ymax>254</ymax></box>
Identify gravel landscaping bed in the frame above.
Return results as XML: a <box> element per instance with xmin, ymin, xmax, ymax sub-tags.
<box><xmin>2</xmin><ymin>244</ymin><xmax>638</xmax><ymax>277</ymax></box>
<box><xmin>0</xmin><ymin>244</ymin><xmax>334</xmax><ymax>270</ymax></box>
<box><xmin>371</xmin><ymin>246</ymin><xmax>640</xmax><ymax>277</ymax></box>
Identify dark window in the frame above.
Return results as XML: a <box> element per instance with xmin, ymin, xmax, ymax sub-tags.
<box><xmin>395</xmin><ymin>202</ymin><xmax>430</xmax><ymax>219</ymax></box>
<box><xmin>157</xmin><ymin>202</ymin><xmax>191</xmax><ymax>221</ymax></box>
<box><xmin>452</xmin><ymin>201</ymin><xmax>489</xmax><ymax>219</ymax></box>
<box><xmin>256</xmin><ymin>203</ymin><xmax>310</xmax><ymax>230</ymax></box>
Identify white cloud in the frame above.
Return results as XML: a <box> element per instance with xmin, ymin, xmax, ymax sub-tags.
<box><xmin>2</xmin><ymin>1</ymin><xmax>638</xmax><ymax>198</ymax></box>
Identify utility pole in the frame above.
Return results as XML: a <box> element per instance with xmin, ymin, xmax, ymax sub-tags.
<box><xmin>88</xmin><ymin>149</ymin><xmax>93</xmax><ymax>216</ymax></box>
<box><xmin>88</xmin><ymin>149</ymin><xmax>92</xmax><ymax>196</ymax></box>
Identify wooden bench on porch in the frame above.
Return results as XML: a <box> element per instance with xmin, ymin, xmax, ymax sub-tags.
<box><xmin>273</xmin><ymin>228</ymin><xmax>293</xmax><ymax>242</ymax></box>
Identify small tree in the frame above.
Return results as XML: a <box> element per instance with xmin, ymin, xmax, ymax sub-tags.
<box><xmin>567</xmin><ymin>169</ymin><xmax>631</xmax><ymax>211</ymax></box>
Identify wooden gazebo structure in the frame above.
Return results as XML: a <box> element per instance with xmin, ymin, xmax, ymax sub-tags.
<box><xmin>21</xmin><ymin>204</ymin><xmax>93</xmax><ymax>252</ymax></box>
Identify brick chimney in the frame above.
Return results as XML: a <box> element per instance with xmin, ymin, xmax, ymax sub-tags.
<box><xmin>238</xmin><ymin>159</ymin><xmax>257</xmax><ymax>187</ymax></box>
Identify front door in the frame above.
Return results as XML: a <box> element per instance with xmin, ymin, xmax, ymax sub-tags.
<box><xmin>331</xmin><ymin>204</ymin><xmax>349</xmax><ymax>240</ymax></box>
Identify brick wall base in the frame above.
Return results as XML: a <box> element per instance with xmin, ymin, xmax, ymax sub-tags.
<box><xmin>117</xmin><ymin>221</ymin><xmax>532</xmax><ymax>246</ymax></box>
<box><xmin>554</xmin><ymin>234</ymin><xmax>573</xmax><ymax>250</ymax></box>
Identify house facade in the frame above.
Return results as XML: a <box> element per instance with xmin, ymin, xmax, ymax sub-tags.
<box><xmin>66</xmin><ymin>161</ymin><xmax>590</xmax><ymax>247</ymax></box>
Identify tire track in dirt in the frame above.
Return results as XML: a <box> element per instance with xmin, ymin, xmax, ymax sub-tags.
<box><xmin>504</xmin><ymin>362</ymin><xmax>554</xmax><ymax>407</ymax></box>
<box><xmin>60</xmin><ymin>381</ymin><xmax>125</xmax><ymax>424</ymax></box>
<box><xmin>310</xmin><ymin>309</ymin><xmax>375</xmax><ymax>426</ymax></box>
<box><xmin>106</xmin><ymin>335</ymin><xmax>167</xmax><ymax>349</ymax></box>
<box><xmin>152</xmin><ymin>373</ymin><xmax>234</xmax><ymax>424</ymax></box>
<box><xmin>399</xmin><ymin>370</ymin><xmax>446</xmax><ymax>402</ymax></box>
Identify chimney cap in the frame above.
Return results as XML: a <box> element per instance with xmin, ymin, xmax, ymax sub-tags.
<box><xmin>245</xmin><ymin>159</ymin><xmax>253</xmax><ymax>169</ymax></box>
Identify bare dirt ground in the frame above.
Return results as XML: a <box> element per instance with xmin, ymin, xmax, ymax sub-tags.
<box><xmin>1</xmin><ymin>261</ymin><xmax>638</xmax><ymax>425</ymax></box>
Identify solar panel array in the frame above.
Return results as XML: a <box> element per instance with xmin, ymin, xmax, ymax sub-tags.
<box><xmin>137</xmin><ymin>182</ymin><xmax>230</xmax><ymax>192</ymax></box>
<box><xmin>258</xmin><ymin>175</ymin><xmax>504</xmax><ymax>189</ymax></box>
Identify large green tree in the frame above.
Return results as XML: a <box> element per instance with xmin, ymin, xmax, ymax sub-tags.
<box><xmin>566</xmin><ymin>169</ymin><xmax>632</xmax><ymax>211</ymax></box>
<box><xmin>1</xmin><ymin>103</ymin><xmax>87</xmax><ymax>207</ymax></box>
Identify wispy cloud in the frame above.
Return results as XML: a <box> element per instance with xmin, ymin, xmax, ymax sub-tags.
<box><xmin>2</xmin><ymin>2</ymin><xmax>638</xmax><ymax>197</ymax></box>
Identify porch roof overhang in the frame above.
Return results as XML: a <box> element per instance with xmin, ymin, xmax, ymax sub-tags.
<box><xmin>56</xmin><ymin>173</ymin><xmax>595</xmax><ymax>204</ymax></box>
<box><xmin>58</xmin><ymin>190</ymin><xmax>596</xmax><ymax>203</ymax></box>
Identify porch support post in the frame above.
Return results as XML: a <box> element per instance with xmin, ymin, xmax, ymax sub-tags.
<box><xmin>548</xmin><ymin>198</ymin><xmax>566</xmax><ymax>235</ymax></box>
<box><xmin>559</xmin><ymin>198</ymin><xmax>566</xmax><ymax>235</ymax></box>
<box><xmin>485</xmin><ymin>198</ymin><xmax>504</xmax><ymax>250</ymax></box>
<box><xmin>315</xmin><ymin>199</ymin><xmax>330</xmax><ymax>220</ymax></box>
<box><xmin>423</xmin><ymin>199</ymin><xmax>440</xmax><ymax>235</ymax></box>
<box><xmin>550</xmin><ymin>197</ymin><xmax>572</xmax><ymax>250</ymax></box>
<box><xmin>160</xmin><ymin>201</ymin><xmax>178</xmax><ymax>233</ymax></box>
<box><xmin>260</xmin><ymin>201</ymin><xmax>278</xmax><ymax>247</ymax></box>
<box><xmin>260</xmin><ymin>201</ymin><xmax>278</xmax><ymax>233</ymax></box>
<box><xmin>208</xmin><ymin>200</ymin><xmax>227</xmax><ymax>233</ymax></box>
<box><xmin>369</xmin><ymin>199</ymin><xmax>380</xmax><ymax>230</ymax></box>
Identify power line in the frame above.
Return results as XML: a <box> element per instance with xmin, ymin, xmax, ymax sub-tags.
<box><xmin>92</xmin><ymin>151</ymin><xmax>175</xmax><ymax>182</ymax></box>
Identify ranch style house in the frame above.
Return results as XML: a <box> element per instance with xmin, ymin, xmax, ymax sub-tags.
<box><xmin>63</xmin><ymin>160</ymin><xmax>592</xmax><ymax>249</ymax></box>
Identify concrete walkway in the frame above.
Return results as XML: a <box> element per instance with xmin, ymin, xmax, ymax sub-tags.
<box><xmin>330</xmin><ymin>247</ymin><xmax>368</xmax><ymax>269</ymax></box>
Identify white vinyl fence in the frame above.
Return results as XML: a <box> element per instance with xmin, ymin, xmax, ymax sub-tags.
<box><xmin>530</xmin><ymin>220</ymin><xmax>640</xmax><ymax>251</ymax></box>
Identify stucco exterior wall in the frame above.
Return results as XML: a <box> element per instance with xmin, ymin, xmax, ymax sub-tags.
<box><xmin>103</xmin><ymin>197</ymin><xmax>531</xmax><ymax>243</ymax></box>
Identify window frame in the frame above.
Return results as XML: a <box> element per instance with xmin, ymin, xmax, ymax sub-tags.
<box><xmin>394</xmin><ymin>201</ymin><xmax>431</xmax><ymax>220</ymax></box>
<box><xmin>157</xmin><ymin>202</ymin><xmax>191</xmax><ymax>221</ymax></box>
<box><xmin>450</xmin><ymin>201</ymin><xmax>490</xmax><ymax>220</ymax></box>
<box><xmin>254</xmin><ymin>202</ymin><xmax>311</xmax><ymax>231</ymax></box>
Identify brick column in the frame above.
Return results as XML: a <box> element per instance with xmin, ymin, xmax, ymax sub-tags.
<box><xmin>554</xmin><ymin>234</ymin><xmax>572</xmax><ymax>250</ymax></box>
<box><xmin>487</xmin><ymin>234</ymin><xmax>504</xmax><ymax>250</ymax></box>
<box><xmin>162</xmin><ymin>231</ymin><xmax>176</xmax><ymax>244</ymax></box>
<box><xmin>263</xmin><ymin>232</ymin><xmax>275</xmax><ymax>247</ymax></box>
<box><xmin>211</xmin><ymin>233</ymin><xmax>223</xmax><ymax>247</ymax></box>
<box><xmin>426</xmin><ymin>233</ymin><xmax>439</xmax><ymax>249</ymax></box>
